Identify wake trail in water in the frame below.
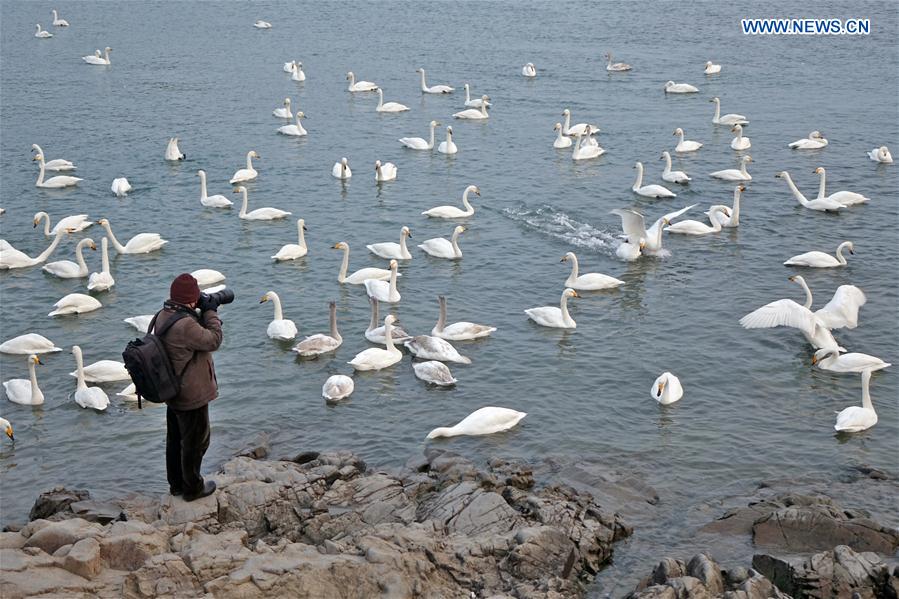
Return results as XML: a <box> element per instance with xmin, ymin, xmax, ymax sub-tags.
<box><xmin>501</xmin><ymin>203</ymin><xmax>619</xmax><ymax>254</ymax></box>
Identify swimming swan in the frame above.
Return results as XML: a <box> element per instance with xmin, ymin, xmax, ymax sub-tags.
<box><xmin>272</xmin><ymin>219</ymin><xmax>307</xmax><ymax>260</ymax></box>
<box><xmin>422</xmin><ymin>185</ymin><xmax>479</xmax><ymax>218</ymax></box>
<box><xmin>33</xmin><ymin>154</ymin><xmax>82</xmax><ymax>188</ymax></box>
<box><xmin>332</xmin><ymin>157</ymin><xmax>351</xmax><ymax>179</ymax></box>
<box><xmin>278</xmin><ymin>111</ymin><xmax>308</xmax><ymax>136</ymax></box>
<box><xmin>87</xmin><ymin>237</ymin><xmax>114</xmax><ymax>291</ymax></box>
<box><xmin>290</xmin><ymin>62</ymin><xmax>305</xmax><ymax>81</ymax></box>
<box><xmin>52</xmin><ymin>10</ymin><xmax>69</xmax><ymax>26</ymax></box>
<box><xmin>111</xmin><ymin>177</ymin><xmax>131</xmax><ymax>197</ymax></box>
<box><xmin>730</xmin><ymin>124</ymin><xmax>751</xmax><ymax>150</ymax></box>
<box><xmin>427</xmin><ymin>407</ymin><xmax>526</xmax><ymax>439</ymax></box>
<box><xmin>322</xmin><ymin>375</ymin><xmax>354</xmax><ymax>401</ymax></box>
<box><xmin>419</xmin><ymin>225</ymin><xmax>464</xmax><ymax>259</ymax></box>
<box><xmin>417</xmin><ymin>68</ymin><xmax>453</xmax><ymax>93</ymax></box>
<box><xmin>834</xmin><ymin>370</ymin><xmax>877</xmax><ymax>433</ymax></box>
<box><xmin>260</xmin><ymin>291</ymin><xmax>297</xmax><ymax>341</ymax></box>
<box><xmin>561</xmin><ymin>252</ymin><xmax>624</xmax><ymax>290</ymax></box>
<box><xmin>399</xmin><ymin>120</ymin><xmax>440</xmax><ymax>150</ymax></box>
<box><xmin>784</xmin><ymin>241</ymin><xmax>854</xmax><ymax>268</ymax></box>
<box><xmin>664</xmin><ymin>81</ymin><xmax>698</xmax><ymax>93</ymax></box>
<box><xmin>453</xmin><ymin>102</ymin><xmax>489</xmax><ymax>120</ymax></box>
<box><xmin>463</xmin><ymin>84</ymin><xmax>490</xmax><ymax>107</ymax></box>
<box><xmin>651</xmin><ymin>372</ymin><xmax>683</xmax><ymax>404</ymax></box>
<box><xmin>664</xmin><ymin>207</ymin><xmax>730</xmax><ymax>235</ymax></box>
<box><xmin>1</xmin><ymin>227</ymin><xmax>68</xmax><ymax>269</ymax></box>
<box><xmin>413</xmin><ymin>361</ymin><xmax>457</xmax><ymax>386</ymax></box>
<box><xmin>48</xmin><ymin>293</ymin><xmax>102</xmax><ymax>317</ymax></box>
<box><xmin>71</xmin><ymin>346</ymin><xmax>109</xmax><ymax>410</ymax></box>
<box><xmin>97</xmin><ymin>218</ymin><xmax>167</xmax><ymax>254</ymax></box>
<box><xmin>432</xmin><ymin>295</ymin><xmax>496</xmax><ymax>340</ymax></box>
<box><xmin>405</xmin><ymin>335</ymin><xmax>471</xmax><ymax>363</ymax></box>
<box><xmin>33</xmin><ymin>212</ymin><xmax>91</xmax><ymax>236</ymax></box>
<box><xmin>710</xmin><ymin>97</ymin><xmax>748</xmax><ymax>125</ymax></box>
<box><xmin>525</xmin><ymin>288</ymin><xmax>579</xmax><ymax>328</ymax></box>
<box><xmin>234</xmin><ymin>186</ymin><xmax>291</xmax><ymax>220</ymax></box>
<box><xmin>813</xmin><ymin>167</ymin><xmax>869</xmax><ymax>206</ymax></box>
<box><xmin>349</xmin><ymin>315</ymin><xmax>402</xmax><ymax>371</ymax></box>
<box><xmin>710</xmin><ymin>155</ymin><xmax>752</xmax><ymax>181</ymax></box>
<box><xmin>364</xmin><ymin>259</ymin><xmax>401</xmax><ymax>303</ymax></box>
<box><xmin>521</xmin><ymin>63</ymin><xmax>537</xmax><ymax>77</ymax></box>
<box><xmin>67</xmin><ymin>357</ymin><xmax>129</xmax><ymax>382</ymax></box>
<box><xmin>553</xmin><ymin>123</ymin><xmax>573</xmax><ymax>148</ymax></box>
<box><xmin>346</xmin><ymin>71</ymin><xmax>378</xmax><ymax>92</ymax></box>
<box><xmin>3</xmin><ymin>355</ymin><xmax>44</xmax><ymax>406</ymax></box>
<box><xmin>253</xmin><ymin>20</ymin><xmax>272</xmax><ymax>29</ymax></box>
<box><xmin>572</xmin><ymin>131</ymin><xmax>604</xmax><ymax>160</ymax></box>
<box><xmin>273</xmin><ymin>98</ymin><xmax>292</xmax><ymax>119</ymax></box>
<box><xmin>333</xmin><ymin>242</ymin><xmax>395</xmax><ymax>284</ymax></box>
<box><xmin>197</xmin><ymin>170</ymin><xmax>232</xmax><ymax>207</ymax></box>
<box><xmin>165</xmin><ymin>137</ymin><xmax>185</xmax><ymax>161</ymax></box>
<box><xmin>612</xmin><ymin>204</ymin><xmax>696</xmax><ymax>255</ymax></box>
<box><xmin>35</xmin><ymin>24</ymin><xmax>53</xmax><ymax>38</ymax></box>
<box><xmin>867</xmin><ymin>146</ymin><xmax>893</xmax><ymax>163</ymax></box>
<box><xmin>703</xmin><ymin>61</ymin><xmax>721</xmax><ymax>74</ymax></box>
<box><xmin>365</xmin><ymin>297</ymin><xmax>412</xmax><ymax>345</ymax></box>
<box><xmin>775</xmin><ymin>171</ymin><xmax>844</xmax><ymax>212</ymax></box>
<box><xmin>561</xmin><ymin>109</ymin><xmax>599</xmax><ymax>137</ymax></box>
<box><xmin>673</xmin><ymin>128</ymin><xmax>702</xmax><ymax>152</ymax></box>
<box><xmin>30</xmin><ymin>144</ymin><xmax>75</xmax><ymax>171</ymax></box>
<box><xmin>438</xmin><ymin>126</ymin><xmax>457</xmax><ymax>154</ymax></box>
<box><xmin>374</xmin><ymin>160</ymin><xmax>398</xmax><ymax>181</ymax></box>
<box><xmin>367</xmin><ymin>226</ymin><xmax>411</xmax><ymax>260</ymax></box>
<box><xmin>812</xmin><ymin>348</ymin><xmax>890</xmax><ymax>374</ymax></box>
<box><xmin>83</xmin><ymin>46</ymin><xmax>111</xmax><ymax>65</ymax></box>
<box><xmin>706</xmin><ymin>185</ymin><xmax>745</xmax><ymax>227</ymax></box>
<box><xmin>633</xmin><ymin>161</ymin><xmax>676</xmax><ymax>197</ymax></box>
<box><xmin>605</xmin><ymin>52</ymin><xmax>631</xmax><ymax>72</ymax></box>
<box><xmin>43</xmin><ymin>237</ymin><xmax>95</xmax><ymax>278</ymax></box>
<box><xmin>789</xmin><ymin>131</ymin><xmax>828</xmax><ymax>150</ymax></box>
<box><xmin>376</xmin><ymin>88</ymin><xmax>409</xmax><ymax>112</ymax></box>
<box><xmin>293</xmin><ymin>301</ymin><xmax>342</xmax><ymax>357</ymax></box>
<box><xmin>229</xmin><ymin>151</ymin><xmax>259</xmax><ymax>184</ymax></box>
<box><xmin>0</xmin><ymin>334</ymin><xmax>62</xmax><ymax>355</ymax></box>
<box><xmin>661</xmin><ymin>151</ymin><xmax>690</xmax><ymax>183</ymax></box>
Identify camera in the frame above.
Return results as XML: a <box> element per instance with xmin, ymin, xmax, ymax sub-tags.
<box><xmin>198</xmin><ymin>289</ymin><xmax>235</xmax><ymax>312</ymax></box>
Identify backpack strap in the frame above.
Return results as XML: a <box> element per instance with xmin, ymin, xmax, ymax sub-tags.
<box><xmin>153</xmin><ymin>311</ymin><xmax>189</xmax><ymax>337</ymax></box>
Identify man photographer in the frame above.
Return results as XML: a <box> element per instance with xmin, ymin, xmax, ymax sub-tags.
<box><xmin>153</xmin><ymin>273</ymin><xmax>225</xmax><ymax>502</ymax></box>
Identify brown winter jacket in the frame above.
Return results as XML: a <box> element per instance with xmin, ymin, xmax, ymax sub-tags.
<box><xmin>153</xmin><ymin>305</ymin><xmax>223</xmax><ymax>411</ymax></box>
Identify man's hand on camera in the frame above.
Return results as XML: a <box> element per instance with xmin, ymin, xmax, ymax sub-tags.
<box><xmin>197</xmin><ymin>294</ymin><xmax>217</xmax><ymax>313</ymax></box>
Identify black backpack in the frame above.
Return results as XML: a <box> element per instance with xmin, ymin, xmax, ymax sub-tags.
<box><xmin>122</xmin><ymin>311</ymin><xmax>191</xmax><ymax>409</ymax></box>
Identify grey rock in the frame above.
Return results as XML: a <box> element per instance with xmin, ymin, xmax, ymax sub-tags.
<box><xmin>28</xmin><ymin>486</ymin><xmax>90</xmax><ymax>521</ymax></box>
<box><xmin>68</xmin><ymin>499</ymin><xmax>124</xmax><ymax>524</ymax></box>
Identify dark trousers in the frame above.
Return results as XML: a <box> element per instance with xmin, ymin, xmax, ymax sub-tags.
<box><xmin>165</xmin><ymin>405</ymin><xmax>210</xmax><ymax>494</ymax></box>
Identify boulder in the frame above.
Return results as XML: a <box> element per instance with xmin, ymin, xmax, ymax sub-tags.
<box><xmin>22</xmin><ymin>518</ymin><xmax>104</xmax><ymax>554</ymax></box>
<box><xmin>63</xmin><ymin>537</ymin><xmax>102</xmax><ymax>579</ymax></box>
<box><xmin>28</xmin><ymin>486</ymin><xmax>90</xmax><ymax>521</ymax></box>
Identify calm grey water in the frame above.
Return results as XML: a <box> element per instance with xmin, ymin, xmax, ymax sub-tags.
<box><xmin>1</xmin><ymin>0</ymin><xmax>897</xmax><ymax>592</ymax></box>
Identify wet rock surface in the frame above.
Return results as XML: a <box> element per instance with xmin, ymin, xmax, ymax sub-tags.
<box><xmin>0</xmin><ymin>448</ymin><xmax>632</xmax><ymax>598</ymax></box>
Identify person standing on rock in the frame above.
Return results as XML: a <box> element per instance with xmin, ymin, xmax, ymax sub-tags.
<box><xmin>154</xmin><ymin>273</ymin><xmax>224</xmax><ymax>502</ymax></box>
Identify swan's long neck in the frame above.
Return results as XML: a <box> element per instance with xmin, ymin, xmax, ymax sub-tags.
<box><xmin>294</xmin><ymin>114</ymin><xmax>306</xmax><ymax>134</ymax></box>
<box><xmin>563</xmin><ymin>112</ymin><xmax>571</xmax><ymax>133</ymax></box>
<box><xmin>297</xmin><ymin>222</ymin><xmax>306</xmax><ymax>247</ymax></box>
<box><xmin>28</xmin><ymin>359</ymin><xmax>40</xmax><ymax>395</ymax></box>
<box><xmin>377</xmin><ymin>89</ymin><xmax>384</xmax><ymax>109</ymax></box>
<box><xmin>607</xmin><ymin>54</ymin><xmax>613</xmax><ymax>67</ymax></box>
<box><xmin>556</xmin><ymin>127</ymin><xmax>565</xmax><ymax>143</ymax></box>
<box><xmin>337</xmin><ymin>245</ymin><xmax>349</xmax><ymax>282</ymax></box>
<box><xmin>740</xmin><ymin>160</ymin><xmax>749</xmax><ymax>176</ymax></box>
<box><xmin>36</xmin><ymin>159</ymin><xmax>46</xmax><ymax>186</ymax></box>
<box><xmin>100</xmin><ymin>237</ymin><xmax>110</xmax><ymax>273</ymax></box>
<box><xmin>446</xmin><ymin>129</ymin><xmax>453</xmax><ymax>143</ymax></box>
<box><xmin>36</xmin><ymin>229</ymin><xmax>66</xmax><ymax>262</ymax></box>
<box><xmin>465</xmin><ymin>84</ymin><xmax>471</xmax><ymax>102</ymax></box>
<box><xmin>860</xmin><ymin>370</ymin><xmax>873</xmax><ymax>411</ymax></box>
<box><xmin>75</xmin><ymin>239</ymin><xmax>90</xmax><ymax>271</ymax></box>
<box><xmin>428</xmin><ymin>123</ymin><xmax>436</xmax><ymax>148</ymax></box>
<box><xmin>735</xmin><ymin>127</ymin><xmax>743</xmax><ymax>141</ymax></box>
<box><xmin>450</xmin><ymin>230</ymin><xmax>462</xmax><ymax>256</ymax></box>
<box><xmin>347</xmin><ymin>73</ymin><xmax>355</xmax><ymax>89</ymax></box>
<box><xmin>568</xmin><ymin>255</ymin><xmax>579</xmax><ymax>280</ymax></box>
<box><xmin>388</xmin><ymin>264</ymin><xmax>398</xmax><ymax>294</ymax></box>
<box><xmin>713</xmin><ymin>100</ymin><xmax>721</xmax><ymax>121</ymax></box>
<box><xmin>479</xmin><ymin>104</ymin><xmax>488</xmax><ymax>117</ymax></box>
<box><xmin>730</xmin><ymin>187</ymin><xmax>742</xmax><ymax>224</ymax></box>
<box><xmin>572</xmin><ymin>134</ymin><xmax>583</xmax><ymax>157</ymax></box>
<box><xmin>708</xmin><ymin>209</ymin><xmax>724</xmax><ymax>232</ymax></box>
<box><xmin>429</xmin><ymin>427</ymin><xmax>453</xmax><ymax>438</ymax></box>
<box><xmin>816</xmin><ymin>169</ymin><xmax>826</xmax><ymax>199</ymax></box>
<box><xmin>199</xmin><ymin>172</ymin><xmax>208</xmax><ymax>199</ymax></box>
<box><xmin>37</xmin><ymin>212</ymin><xmax>51</xmax><ymax>236</ymax></box>
<box><xmin>269</xmin><ymin>293</ymin><xmax>284</xmax><ymax>321</ymax></box>
<box><xmin>419</xmin><ymin>70</ymin><xmax>427</xmax><ymax>91</ymax></box>
<box><xmin>781</xmin><ymin>174</ymin><xmax>809</xmax><ymax>206</ymax></box>
<box><xmin>633</xmin><ymin>163</ymin><xmax>644</xmax><ymax>189</ymax></box>
<box><xmin>329</xmin><ymin>303</ymin><xmax>341</xmax><ymax>341</ymax></box>
<box><xmin>835</xmin><ymin>242</ymin><xmax>849</xmax><ymax>265</ymax></box>
<box><xmin>663</xmin><ymin>153</ymin><xmax>672</xmax><ymax>173</ymax></box>
<box><xmin>384</xmin><ymin>319</ymin><xmax>395</xmax><ymax>351</ymax></box>
<box><xmin>103</xmin><ymin>48</ymin><xmax>110</xmax><ymax>62</ymax></box>
<box><xmin>73</xmin><ymin>347</ymin><xmax>87</xmax><ymax>390</ymax></box>
<box><xmin>560</xmin><ymin>293</ymin><xmax>572</xmax><ymax>324</ymax></box>
<box><xmin>677</xmin><ymin>130</ymin><xmax>685</xmax><ymax>144</ymax></box>
<box><xmin>101</xmin><ymin>222</ymin><xmax>127</xmax><ymax>253</ymax></box>
<box><xmin>461</xmin><ymin>189</ymin><xmax>474</xmax><ymax>213</ymax></box>
<box><xmin>246</xmin><ymin>153</ymin><xmax>254</xmax><ymax>170</ymax></box>
<box><xmin>239</xmin><ymin>188</ymin><xmax>249</xmax><ymax>217</ymax></box>
<box><xmin>795</xmin><ymin>277</ymin><xmax>813</xmax><ymax>309</ymax></box>
<box><xmin>435</xmin><ymin>297</ymin><xmax>446</xmax><ymax>332</ymax></box>
<box><xmin>399</xmin><ymin>230</ymin><xmax>408</xmax><ymax>254</ymax></box>
<box><xmin>368</xmin><ymin>298</ymin><xmax>379</xmax><ymax>332</ymax></box>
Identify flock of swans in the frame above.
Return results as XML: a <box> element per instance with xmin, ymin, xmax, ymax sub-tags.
<box><xmin>2</xmin><ymin>11</ymin><xmax>894</xmax><ymax>447</ymax></box>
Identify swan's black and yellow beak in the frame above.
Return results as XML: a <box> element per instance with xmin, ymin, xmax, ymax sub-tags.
<box><xmin>33</xmin><ymin>356</ymin><xmax>43</xmax><ymax>365</ymax></box>
<box><xmin>4</xmin><ymin>425</ymin><xmax>13</xmax><ymax>442</ymax></box>
<box><xmin>811</xmin><ymin>355</ymin><xmax>818</xmax><ymax>365</ymax></box>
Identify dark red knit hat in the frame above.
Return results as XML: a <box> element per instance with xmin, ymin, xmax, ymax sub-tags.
<box><xmin>170</xmin><ymin>273</ymin><xmax>200</xmax><ymax>305</ymax></box>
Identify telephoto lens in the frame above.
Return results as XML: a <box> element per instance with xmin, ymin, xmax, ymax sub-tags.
<box><xmin>199</xmin><ymin>289</ymin><xmax>235</xmax><ymax>311</ymax></box>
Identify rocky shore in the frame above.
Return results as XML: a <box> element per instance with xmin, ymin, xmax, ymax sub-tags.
<box><xmin>1</xmin><ymin>444</ymin><xmax>897</xmax><ymax>598</ymax></box>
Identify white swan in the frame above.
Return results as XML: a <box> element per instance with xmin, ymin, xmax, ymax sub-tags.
<box><xmin>197</xmin><ymin>170</ymin><xmax>232</xmax><ymax>207</ymax></box>
<box><xmin>68</xmin><ymin>358</ymin><xmax>129</xmax><ymax>382</ymax></box>
<box><xmin>364</xmin><ymin>259</ymin><xmax>401</xmax><ymax>303</ymax></box>
<box><xmin>290</xmin><ymin>62</ymin><xmax>305</xmax><ymax>82</ymax></box>
<box><xmin>43</xmin><ymin>237</ymin><xmax>95</xmax><ymax>278</ymax></box>
<box><xmin>438</xmin><ymin>126</ymin><xmax>458</xmax><ymax>155</ymax></box>
<box><xmin>463</xmin><ymin>84</ymin><xmax>490</xmax><ymax>107</ymax></box>
<box><xmin>49</xmin><ymin>293</ymin><xmax>101</xmax><ymax>317</ymax></box>
<box><xmin>561</xmin><ymin>252</ymin><xmax>624</xmax><ymax>290</ymax></box>
<box><xmin>572</xmin><ymin>131</ymin><xmax>604</xmax><ymax>160</ymax></box>
<box><xmin>71</xmin><ymin>347</ymin><xmax>109</xmax><ymax>411</ymax></box>
<box><xmin>366</xmin><ymin>297</ymin><xmax>411</xmax><ymax>345</ymax></box>
<box><xmin>561</xmin><ymin>109</ymin><xmax>599</xmax><ymax>137</ymax></box>
<box><xmin>273</xmin><ymin>97</ymin><xmax>292</xmax><ymax>119</ymax></box>
<box><xmin>432</xmin><ymin>295</ymin><xmax>496</xmax><ymax>341</ymax></box>
<box><xmin>633</xmin><ymin>161</ymin><xmax>676</xmax><ymax>197</ymax></box>
<box><xmin>374</xmin><ymin>160</ymin><xmax>398</xmax><ymax>182</ymax></box>
<box><xmin>605</xmin><ymin>52</ymin><xmax>631</xmax><ymax>72</ymax></box>
<box><xmin>368</xmin><ymin>226</ymin><xmax>411</xmax><ymax>260</ymax></box>
<box><xmin>283</xmin><ymin>60</ymin><xmax>296</xmax><ymax>73</ymax></box>
<box><xmin>293</xmin><ymin>301</ymin><xmax>342</xmax><ymax>357</ymax></box>
<box><xmin>739</xmin><ymin>275</ymin><xmax>866</xmax><ymax>350</ymax></box>
<box><xmin>0</xmin><ymin>417</ymin><xmax>12</xmax><ymax>441</ymax></box>
<box><xmin>332</xmin><ymin>242</ymin><xmax>395</xmax><ymax>284</ymax></box>
<box><xmin>87</xmin><ymin>237</ymin><xmax>114</xmax><ymax>291</ymax></box>
<box><xmin>278</xmin><ymin>111</ymin><xmax>307</xmax><ymax>136</ymax></box>
<box><xmin>33</xmin><ymin>212</ymin><xmax>91</xmax><ymax>236</ymax></box>
<box><xmin>776</xmin><ymin>171</ymin><xmax>844</xmax><ymax>212</ymax></box>
<box><xmin>812</xmin><ymin>348</ymin><xmax>890</xmax><ymax>374</ymax></box>
<box><xmin>1</xmin><ymin>227</ymin><xmax>67</xmax><ymax>269</ymax></box>
<box><xmin>413</xmin><ymin>361</ymin><xmax>457</xmax><ymax>386</ymax></box>
<box><xmin>453</xmin><ymin>101</ymin><xmax>489</xmax><ymax>120</ymax></box>
<box><xmin>834</xmin><ymin>370</ymin><xmax>877</xmax><ymax>432</ymax></box>
<box><xmin>260</xmin><ymin>291</ymin><xmax>297</xmax><ymax>341</ymax></box>
<box><xmin>253</xmin><ymin>20</ymin><xmax>272</xmax><ymax>29</ymax></box>
<box><xmin>651</xmin><ymin>372</ymin><xmax>683</xmax><ymax>405</ymax></box>
<box><xmin>665</xmin><ymin>207</ymin><xmax>730</xmax><ymax>235</ymax></box>
<box><xmin>417</xmin><ymin>68</ymin><xmax>453</xmax><ymax>93</ymax></box>
<box><xmin>553</xmin><ymin>123</ymin><xmax>573</xmax><ymax>148</ymax></box>
<box><xmin>97</xmin><ymin>218</ymin><xmax>168</xmax><ymax>254</ymax></box>
<box><xmin>322</xmin><ymin>375</ymin><xmax>354</xmax><ymax>401</ymax></box>
<box><xmin>789</xmin><ymin>131</ymin><xmax>828</xmax><ymax>150</ymax></box>
<box><xmin>123</xmin><ymin>315</ymin><xmax>153</xmax><ymax>333</ymax></box>
<box><xmin>525</xmin><ymin>288</ymin><xmax>579</xmax><ymax>329</ymax></box>
<box><xmin>661</xmin><ymin>151</ymin><xmax>690</xmax><ymax>183</ymax></box>
<box><xmin>165</xmin><ymin>137</ymin><xmax>185</xmax><ymax>161</ymax></box>
<box><xmin>710</xmin><ymin>97</ymin><xmax>748</xmax><ymax>125</ymax></box>
<box><xmin>784</xmin><ymin>241</ymin><xmax>854</xmax><ymax>268</ymax></box>
<box><xmin>813</xmin><ymin>167</ymin><xmax>869</xmax><ymax>206</ymax></box>
<box><xmin>867</xmin><ymin>146</ymin><xmax>893</xmax><ymax>163</ymax></box>
<box><xmin>706</xmin><ymin>185</ymin><xmax>745</xmax><ymax>227</ymax></box>
<box><xmin>33</xmin><ymin>154</ymin><xmax>82</xmax><ymax>188</ymax></box>
<box><xmin>375</xmin><ymin>88</ymin><xmax>409</xmax><ymax>112</ymax></box>
<box><xmin>234</xmin><ymin>186</ymin><xmax>290</xmax><ymax>221</ymax></box>
<box><xmin>229</xmin><ymin>151</ymin><xmax>259</xmax><ymax>184</ymax></box>
<box><xmin>704</xmin><ymin>61</ymin><xmax>721</xmax><ymax>75</ymax></box>
<box><xmin>272</xmin><ymin>219</ymin><xmax>307</xmax><ymax>261</ymax></box>
<box><xmin>52</xmin><ymin>9</ymin><xmax>69</xmax><ymax>26</ymax></box>
<box><xmin>30</xmin><ymin>144</ymin><xmax>75</xmax><ymax>171</ymax></box>
<box><xmin>0</xmin><ymin>334</ymin><xmax>61</xmax><ymax>355</ymax></box>
<box><xmin>419</xmin><ymin>225</ymin><xmax>464</xmax><ymax>259</ymax></box>
<box><xmin>111</xmin><ymin>177</ymin><xmax>131</xmax><ymax>197</ymax></box>
<box><xmin>346</xmin><ymin>71</ymin><xmax>378</xmax><ymax>92</ymax></box>
<box><xmin>427</xmin><ymin>407</ymin><xmax>526</xmax><ymax>439</ymax></box>
<box><xmin>3</xmin><ymin>355</ymin><xmax>44</xmax><ymax>406</ymax></box>
<box><xmin>83</xmin><ymin>46</ymin><xmax>111</xmax><ymax>65</ymax></box>
<box><xmin>730</xmin><ymin>124</ymin><xmax>751</xmax><ymax>150</ymax></box>
<box><xmin>35</xmin><ymin>24</ymin><xmax>52</xmax><ymax>38</ymax></box>
<box><xmin>612</xmin><ymin>204</ymin><xmax>696</xmax><ymax>256</ymax></box>
<box><xmin>664</xmin><ymin>81</ymin><xmax>698</xmax><ymax>93</ymax></box>
<box><xmin>405</xmin><ymin>336</ymin><xmax>471</xmax><ymax>363</ymax></box>
<box><xmin>190</xmin><ymin>269</ymin><xmax>225</xmax><ymax>287</ymax></box>
<box><xmin>422</xmin><ymin>185</ymin><xmax>478</xmax><ymax>219</ymax></box>
<box><xmin>349</xmin><ymin>315</ymin><xmax>403</xmax><ymax>371</ymax></box>
<box><xmin>710</xmin><ymin>155</ymin><xmax>752</xmax><ymax>181</ymax></box>
<box><xmin>399</xmin><ymin>120</ymin><xmax>439</xmax><ymax>150</ymax></box>
<box><xmin>673</xmin><ymin>128</ymin><xmax>702</xmax><ymax>152</ymax></box>
<box><xmin>521</xmin><ymin>63</ymin><xmax>537</xmax><ymax>77</ymax></box>
<box><xmin>116</xmin><ymin>383</ymin><xmax>138</xmax><ymax>401</ymax></box>
<box><xmin>332</xmin><ymin>157</ymin><xmax>352</xmax><ymax>179</ymax></box>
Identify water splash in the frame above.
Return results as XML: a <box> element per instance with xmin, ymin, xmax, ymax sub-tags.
<box><xmin>501</xmin><ymin>203</ymin><xmax>618</xmax><ymax>253</ymax></box>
